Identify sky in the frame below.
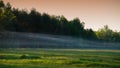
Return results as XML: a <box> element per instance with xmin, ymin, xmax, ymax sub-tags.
<box><xmin>3</xmin><ymin>0</ymin><xmax>120</xmax><ymax>31</ymax></box>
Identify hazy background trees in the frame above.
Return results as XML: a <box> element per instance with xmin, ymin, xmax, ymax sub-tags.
<box><xmin>96</xmin><ymin>25</ymin><xmax>120</xmax><ymax>42</ymax></box>
<box><xmin>0</xmin><ymin>0</ymin><xmax>120</xmax><ymax>42</ymax></box>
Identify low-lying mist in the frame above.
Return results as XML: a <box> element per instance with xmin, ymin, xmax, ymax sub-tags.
<box><xmin>0</xmin><ymin>32</ymin><xmax>120</xmax><ymax>49</ymax></box>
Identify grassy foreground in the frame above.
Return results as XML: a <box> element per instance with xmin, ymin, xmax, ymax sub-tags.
<box><xmin>0</xmin><ymin>48</ymin><xmax>120</xmax><ymax>68</ymax></box>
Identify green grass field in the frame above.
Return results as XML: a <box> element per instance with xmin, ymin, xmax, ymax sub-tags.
<box><xmin>0</xmin><ymin>48</ymin><xmax>120</xmax><ymax>68</ymax></box>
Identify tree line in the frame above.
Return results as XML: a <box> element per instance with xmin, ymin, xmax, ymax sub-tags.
<box><xmin>0</xmin><ymin>0</ymin><xmax>120</xmax><ymax>42</ymax></box>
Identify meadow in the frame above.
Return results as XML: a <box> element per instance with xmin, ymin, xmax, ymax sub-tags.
<box><xmin>0</xmin><ymin>48</ymin><xmax>120</xmax><ymax>68</ymax></box>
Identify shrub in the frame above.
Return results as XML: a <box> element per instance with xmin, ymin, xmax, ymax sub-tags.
<box><xmin>20</xmin><ymin>54</ymin><xmax>27</xmax><ymax>59</ymax></box>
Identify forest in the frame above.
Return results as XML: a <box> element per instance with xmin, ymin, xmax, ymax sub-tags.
<box><xmin>0</xmin><ymin>0</ymin><xmax>120</xmax><ymax>42</ymax></box>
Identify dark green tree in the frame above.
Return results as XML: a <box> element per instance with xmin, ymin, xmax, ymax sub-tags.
<box><xmin>0</xmin><ymin>1</ymin><xmax>16</xmax><ymax>31</ymax></box>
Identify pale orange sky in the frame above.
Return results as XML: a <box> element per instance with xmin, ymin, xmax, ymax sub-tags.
<box><xmin>3</xmin><ymin>0</ymin><xmax>120</xmax><ymax>31</ymax></box>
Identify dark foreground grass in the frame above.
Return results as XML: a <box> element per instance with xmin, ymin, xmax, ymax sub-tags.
<box><xmin>0</xmin><ymin>48</ymin><xmax>120</xmax><ymax>68</ymax></box>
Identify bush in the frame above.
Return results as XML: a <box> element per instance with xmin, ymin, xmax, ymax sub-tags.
<box><xmin>20</xmin><ymin>54</ymin><xmax>40</xmax><ymax>59</ymax></box>
<box><xmin>20</xmin><ymin>54</ymin><xmax>27</xmax><ymax>59</ymax></box>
